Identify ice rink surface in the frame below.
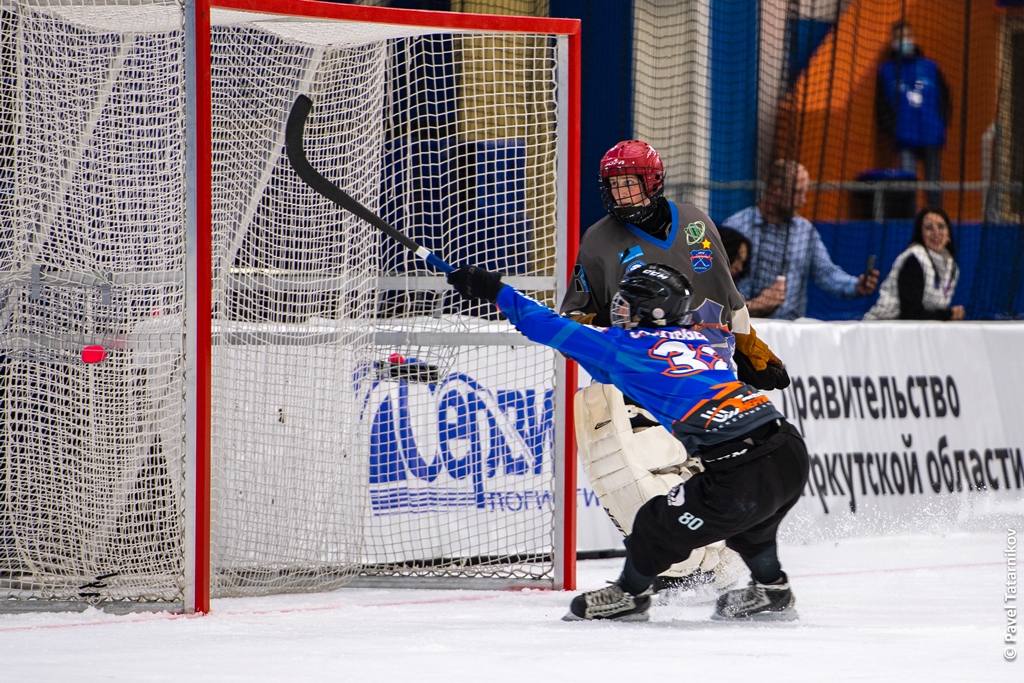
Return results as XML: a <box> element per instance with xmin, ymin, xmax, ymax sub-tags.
<box><xmin>0</xmin><ymin>531</ymin><xmax>1018</xmax><ymax>683</ymax></box>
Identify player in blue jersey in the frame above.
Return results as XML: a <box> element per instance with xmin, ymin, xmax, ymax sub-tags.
<box><xmin>447</xmin><ymin>262</ymin><xmax>809</xmax><ymax>622</ymax></box>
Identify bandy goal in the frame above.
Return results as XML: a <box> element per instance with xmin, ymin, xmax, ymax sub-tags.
<box><xmin>0</xmin><ymin>0</ymin><xmax>580</xmax><ymax>613</ymax></box>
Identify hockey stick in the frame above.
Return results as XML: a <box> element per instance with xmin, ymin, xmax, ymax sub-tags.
<box><xmin>285</xmin><ymin>94</ymin><xmax>454</xmax><ymax>275</ymax></box>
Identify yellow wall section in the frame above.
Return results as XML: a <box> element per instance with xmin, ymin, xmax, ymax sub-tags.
<box><xmin>457</xmin><ymin>34</ymin><xmax>560</xmax><ymax>289</ymax></box>
<box><xmin>454</xmin><ymin>1</ymin><xmax>548</xmax><ymax>16</ymax></box>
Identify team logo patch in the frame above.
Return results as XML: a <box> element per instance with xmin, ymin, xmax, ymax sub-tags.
<box><xmin>619</xmin><ymin>245</ymin><xmax>644</xmax><ymax>264</ymax></box>
<box><xmin>690</xmin><ymin>249</ymin><xmax>713</xmax><ymax>273</ymax></box>
<box><xmin>625</xmin><ymin>260</ymin><xmax>647</xmax><ymax>274</ymax></box>
<box><xmin>684</xmin><ymin>221</ymin><xmax>706</xmax><ymax>245</ymax></box>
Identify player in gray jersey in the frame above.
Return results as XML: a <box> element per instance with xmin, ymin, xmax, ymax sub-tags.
<box><xmin>560</xmin><ymin>140</ymin><xmax>791</xmax><ymax>595</ymax></box>
<box><xmin>561</xmin><ymin>141</ymin><xmax>747</xmax><ymax>332</ymax></box>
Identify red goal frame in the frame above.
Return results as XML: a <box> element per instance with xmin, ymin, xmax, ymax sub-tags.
<box><xmin>186</xmin><ymin>0</ymin><xmax>581</xmax><ymax>613</ymax></box>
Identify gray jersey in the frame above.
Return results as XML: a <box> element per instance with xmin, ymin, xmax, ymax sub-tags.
<box><xmin>560</xmin><ymin>201</ymin><xmax>747</xmax><ymax>328</ymax></box>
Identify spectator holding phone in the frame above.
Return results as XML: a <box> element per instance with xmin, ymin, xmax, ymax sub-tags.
<box><xmin>864</xmin><ymin>206</ymin><xmax>964</xmax><ymax>320</ymax></box>
<box><xmin>721</xmin><ymin>159</ymin><xmax>879</xmax><ymax>319</ymax></box>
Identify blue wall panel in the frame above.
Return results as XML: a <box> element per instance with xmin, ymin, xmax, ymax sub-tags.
<box><xmin>708</xmin><ymin>0</ymin><xmax>759</xmax><ymax>223</ymax></box>
<box><xmin>551</xmin><ymin>0</ymin><xmax>634</xmax><ymax>233</ymax></box>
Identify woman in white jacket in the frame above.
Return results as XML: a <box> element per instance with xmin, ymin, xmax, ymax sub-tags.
<box><xmin>864</xmin><ymin>207</ymin><xmax>965</xmax><ymax>321</ymax></box>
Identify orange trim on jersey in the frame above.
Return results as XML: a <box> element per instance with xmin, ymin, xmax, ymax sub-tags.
<box><xmin>677</xmin><ymin>381</ymin><xmax>760</xmax><ymax>425</ymax></box>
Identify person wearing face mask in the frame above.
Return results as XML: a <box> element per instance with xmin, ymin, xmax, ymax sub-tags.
<box><xmin>864</xmin><ymin>206</ymin><xmax>964</xmax><ymax>320</ymax></box>
<box><xmin>721</xmin><ymin>159</ymin><xmax>879</xmax><ymax>320</ymax></box>
<box><xmin>876</xmin><ymin>20</ymin><xmax>951</xmax><ymax>208</ymax></box>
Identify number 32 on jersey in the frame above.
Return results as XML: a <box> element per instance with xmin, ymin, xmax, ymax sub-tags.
<box><xmin>648</xmin><ymin>338</ymin><xmax>729</xmax><ymax>377</ymax></box>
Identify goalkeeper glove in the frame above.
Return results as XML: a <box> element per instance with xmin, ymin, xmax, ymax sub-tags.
<box><xmin>447</xmin><ymin>266</ymin><xmax>504</xmax><ymax>302</ymax></box>
<box><xmin>734</xmin><ymin>326</ymin><xmax>790</xmax><ymax>390</ymax></box>
<box><xmin>734</xmin><ymin>348</ymin><xmax>791</xmax><ymax>391</ymax></box>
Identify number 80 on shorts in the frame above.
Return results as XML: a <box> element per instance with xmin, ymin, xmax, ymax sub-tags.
<box><xmin>677</xmin><ymin>512</ymin><xmax>704</xmax><ymax>530</ymax></box>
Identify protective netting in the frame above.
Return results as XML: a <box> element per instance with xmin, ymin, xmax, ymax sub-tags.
<box><xmin>0</xmin><ymin>0</ymin><xmax>187</xmax><ymax>606</ymax></box>
<box><xmin>1</xmin><ymin>0</ymin><xmax>567</xmax><ymax>608</ymax></box>
<box><xmin>423</xmin><ymin>0</ymin><xmax>1023</xmax><ymax>320</ymax></box>
<box><xmin>626</xmin><ymin>0</ymin><xmax>1024</xmax><ymax>320</ymax></box>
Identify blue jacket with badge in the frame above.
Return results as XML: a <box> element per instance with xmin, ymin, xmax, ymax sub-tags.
<box><xmin>877</xmin><ymin>53</ymin><xmax>950</xmax><ymax>149</ymax></box>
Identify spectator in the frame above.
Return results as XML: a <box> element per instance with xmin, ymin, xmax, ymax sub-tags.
<box><xmin>719</xmin><ymin>226</ymin><xmax>787</xmax><ymax>317</ymax></box>
<box><xmin>718</xmin><ymin>226</ymin><xmax>751</xmax><ymax>280</ymax></box>
<box><xmin>722</xmin><ymin>159</ymin><xmax>879</xmax><ymax>320</ymax></box>
<box><xmin>864</xmin><ymin>206</ymin><xmax>964</xmax><ymax>321</ymax></box>
<box><xmin>876</xmin><ymin>20</ymin><xmax>951</xmax><ymax>208</ymax></box>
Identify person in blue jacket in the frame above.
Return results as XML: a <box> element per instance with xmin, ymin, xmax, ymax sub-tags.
<box><xmin>447</xmin><ymin>262</ymin><xmax>809</xmax><ymax>622</ymax></box>
<box><xmin>876</xmin><ymin>20</ymin><xmax>951</xmax><ymax>208</ymax></box>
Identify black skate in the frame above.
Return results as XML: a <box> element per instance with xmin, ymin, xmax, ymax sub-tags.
<box><xmin>712</xmin><ymin>574</ymin><xmax>797</xmax><ymax>621</ymax></box>
<box><xmin>562</xmin><ymin>583</ymin><xmax>652</xmax><ymax>622</ymax></box>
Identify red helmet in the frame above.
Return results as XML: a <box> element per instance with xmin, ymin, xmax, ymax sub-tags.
<box><xmin>598</xmin><ymin>140</ymin><xmax>665</xmax><ymax>223</ymax></box>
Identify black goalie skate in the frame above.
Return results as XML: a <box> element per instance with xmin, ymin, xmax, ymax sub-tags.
<box><xmin>563</xmin><ymin>583</ymin><xmax>652</xmax><ymax>622</ymax></box>
<box><xmin>712</xmin><ymin>573</ymin><xmax>798</xmax><ymax>621</ymax></box>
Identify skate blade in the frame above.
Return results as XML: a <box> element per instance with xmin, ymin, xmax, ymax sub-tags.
<box><xmin>710</xmin><ymin>608</ymin><xmax>799</xmax><ymax>622</ymax></box>
<box><xmin>561</xmin><ymin>610</ymin><xmax>651</xmax><ymax>622</ymax></box>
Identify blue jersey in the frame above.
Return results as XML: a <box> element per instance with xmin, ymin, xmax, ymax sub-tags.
<box><xmin>495</xmin><ymin>286</ymin><xmax>783</xmax><ymax>454</ymax></box>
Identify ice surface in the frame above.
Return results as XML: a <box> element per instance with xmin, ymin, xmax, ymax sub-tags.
<box><xmin>0</xmin><ymin>531</ymin><xmax>1017</xmax><ymax>682</ymax></box>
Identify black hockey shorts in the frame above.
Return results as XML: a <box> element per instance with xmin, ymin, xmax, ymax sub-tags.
<box><xmin>626</xmin><ymin>420</ymin><xmax>809</xmax><ymax>578</ymax></box>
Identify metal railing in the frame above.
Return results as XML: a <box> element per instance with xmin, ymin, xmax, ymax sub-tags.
<box><xmin>666</xmin><ymin>180</ymin><xmax>1024</xmax><ymax>223</ymax></box>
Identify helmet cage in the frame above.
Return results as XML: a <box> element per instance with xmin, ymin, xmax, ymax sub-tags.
<box><xmin>610</xmin><ymin>292</ymin><xmax>637</xmax><ymax>329</ymax></box>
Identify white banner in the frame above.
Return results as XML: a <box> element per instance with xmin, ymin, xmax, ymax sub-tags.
<box><xmin>758</xmin><ymin>320</ymin><xmax>1024</xmax><ymax>542</ymax></box>
<box><xmin>575</xmin><ymin>321</ymin><xmax>1024</xmax><ymax>551</ymax></box>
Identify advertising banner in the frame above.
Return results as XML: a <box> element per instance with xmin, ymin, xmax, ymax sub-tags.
<box><xmin>758</xmin><ymin>321</ymin><xmax>1024</xmax><ymax>542</ymax></box>
<box><xmin>576</xmin><ymin>321</ymin><xmax>1024</xmax><ymax>551</ymax></box>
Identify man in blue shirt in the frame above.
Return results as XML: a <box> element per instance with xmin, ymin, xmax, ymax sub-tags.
<box><xmin>722</xmin><ymin>159</ymin><xmax>879</xmax><ymax>320</ymax></box>
<box><xmin>447</xmin><ymin>262</ymin><xmax>809</xmax><ymax>622</ymax></box>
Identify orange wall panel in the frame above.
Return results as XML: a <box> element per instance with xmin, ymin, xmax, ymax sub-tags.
<box><xmin>776</xmin><ymin>0</ymin><xmax>1003</xmax><ymax>222</ymax></box>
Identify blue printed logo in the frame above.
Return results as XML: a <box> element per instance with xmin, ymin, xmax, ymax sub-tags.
<box><xmin>690</xmin><ymin>249</ymin><xmax>713</xmax><ymax>273</ymax></box>
<box><xmin>625</xmin><ymin>260</ymin><xmax>647</xmax><ymax>274</ymax></box>
<box><xmin>619</xmin><ymin>245</ymin><xmax>644</xmax><ymax>264</ymax></box>
<box><xmin>572</xmin><ymin>263</ymin><xmax>590</xmax><ymax>293</ymax></box>
<box><xmin>359</xmin><ymin>368</ymin><xmax>555</xmax><ymax>514</ymax></box>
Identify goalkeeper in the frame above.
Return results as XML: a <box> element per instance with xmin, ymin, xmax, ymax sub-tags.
<box><xmin>447</xmin><ymin>263</ymin><xmax>808</xmax><ymax>622</ymax></box>
<box><xmin>559</xmin><ymin>140</ymin><xmax>790</xmax><ymax>594</ymax></box>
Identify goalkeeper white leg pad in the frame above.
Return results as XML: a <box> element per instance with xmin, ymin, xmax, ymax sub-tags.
<box><xmin>574</xmin><ymin>382</ymin><xmax>687</xmax><ymax>534</ymax></box>
<box><xmin>698</xmin><ymin>543</ymin><xmax>748</xmax><ymax>589</ymax></box>
<box><xmin>574</xmin><ymin>382</ymin><xmax>706</xmax><ymax>574</ymax></box>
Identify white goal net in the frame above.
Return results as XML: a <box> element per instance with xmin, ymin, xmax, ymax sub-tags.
<box><xmin>0</xmin><ymin>0</ymin><xmax>574</xmax><ymax>611</ymax></box>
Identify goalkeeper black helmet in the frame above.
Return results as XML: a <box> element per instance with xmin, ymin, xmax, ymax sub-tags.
<box><xmin>611</xmin><ymin>263</ymin><xmax>693</xmax><ymax>329</ymax></box>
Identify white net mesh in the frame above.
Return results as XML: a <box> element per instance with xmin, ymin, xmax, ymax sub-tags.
<box><xmin>0</xmin><ymin>0</ymin><xmax>186</xmax><ymax>605</ymax></box>
<box><xmin>0</xmin><ymin>0</ymin><xmax>567</xmax><ymax>607</ymax></box>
